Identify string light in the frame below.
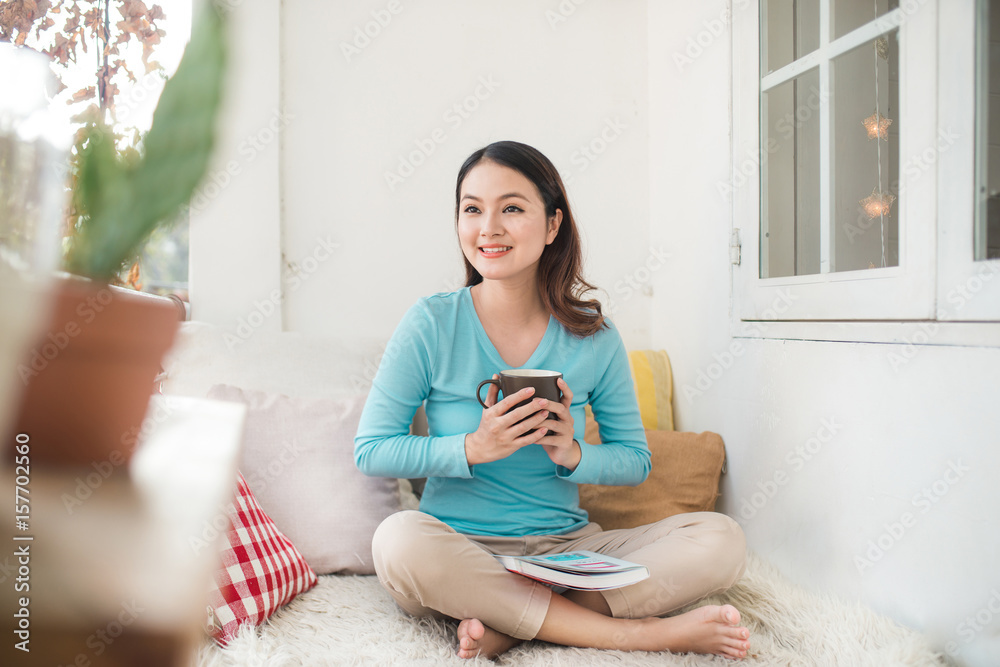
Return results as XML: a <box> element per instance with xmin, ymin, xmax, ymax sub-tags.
<box><xmin>875</xmin><ymin>36</ymin><xmax>889</xmax><ymax>61</ymax></box>
<box><xmin>860</xmin><ymin>187</ymin><xmax>896</xmax><ymax>219</ymax></box>
<box><xmin>857</xmin><ymin>3</ymin><xmax>894</xmax><ymax>268</ymax></box>
<box><xmin>862</xmin><ymin>111</ymin><xmax>892</xmax><ymax>140</ymax></box>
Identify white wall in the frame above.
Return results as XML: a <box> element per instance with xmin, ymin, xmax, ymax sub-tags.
<box><xmin>193</xmin><ymin>0</ymin><xmax>652</xmax><ymax>349</ymax></box>
<box><xmin>649</xmin><ymin>2</ymin><xmax>1000</xmax><ymax>665</ymax></box>
<box><xmin>191</xmin><ymin>0</ymin><xmax>1000</xmax><ymax>664</ymax></box>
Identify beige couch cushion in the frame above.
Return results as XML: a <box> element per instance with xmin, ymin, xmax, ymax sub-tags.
<box><xmin>207</xmin><ymin>384</ymin><xmax>399</xmax><ymax>575</ymax></box>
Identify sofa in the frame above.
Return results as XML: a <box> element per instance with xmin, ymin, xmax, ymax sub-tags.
<box><xmin>160</xmin><ymin>321</ymin><xmax>945</xmax><ymax>666</ymax></box>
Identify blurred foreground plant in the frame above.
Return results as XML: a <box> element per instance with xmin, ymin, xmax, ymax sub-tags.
<box><xmin>63</xmin><ymin>1</ymin><xmax>225</xmax><ymax>282</ymax></box>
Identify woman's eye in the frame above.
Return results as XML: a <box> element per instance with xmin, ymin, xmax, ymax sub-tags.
<box><xmin>503</xmin><ymin>205</ymin><xmax>523</xmax><ymax>213</ymax></box>
<box><xmin>464</xmin><ymin>205</ymin><xmax>481</xmax><ymax>214</ymax></box>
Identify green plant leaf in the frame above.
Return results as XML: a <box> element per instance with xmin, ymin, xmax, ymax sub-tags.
<box><xmin>66</xmin><ymin>3</ymin><xmax>227</xmax><ymax>281</ymax></box>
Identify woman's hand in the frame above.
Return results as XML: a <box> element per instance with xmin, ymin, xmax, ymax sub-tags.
<box><xmin>535</xmin><ymin>378</ymin><xmax>580</xmax><ymax>471</ymax></box>
<box><xmin>465</xmin><ymin>377</ymin><xmax>552</xmax><ymax>466</ymax></box>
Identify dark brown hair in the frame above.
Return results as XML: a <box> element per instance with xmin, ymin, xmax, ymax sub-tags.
<box><xmin>455</xmin><ymin>141</ymin><xmax>606</xmax><ymax>338</ymax></box>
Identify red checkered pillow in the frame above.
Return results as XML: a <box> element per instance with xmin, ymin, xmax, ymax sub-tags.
<box><xmin>208</xmin><ymin>471</ymin><xmax>318</xmax><ymax>645</ymax></box>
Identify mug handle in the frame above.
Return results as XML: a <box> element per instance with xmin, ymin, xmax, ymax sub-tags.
<box><xmin>476</xmin><ymin>378</ymin><xmax>502</xmax><ymax>408</ymax></box>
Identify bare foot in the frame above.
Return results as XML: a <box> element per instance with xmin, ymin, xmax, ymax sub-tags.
<box><xmin>456</xmin><ymin>618</ymin><xmax>523</xmax><ymax>660</ymax></box>
<box><xmin>636</xmin><ymin>604</ymin><xmax>750</xmax><ymax>659</ymax></box>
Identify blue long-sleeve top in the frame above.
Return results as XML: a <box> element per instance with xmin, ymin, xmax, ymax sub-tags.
<box><xmin>354</xmin><ymin>287</ymin><xmax>650</xmax><ymax>537</ymax></box>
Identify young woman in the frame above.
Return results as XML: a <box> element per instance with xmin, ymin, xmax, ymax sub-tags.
<box><xmin>355</xmin><ymin>141</ymin><xmax>750</xmax><ymax>660</ymax></box>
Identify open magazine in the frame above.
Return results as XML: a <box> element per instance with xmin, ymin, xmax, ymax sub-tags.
<box><xmin>494</xmin><ymin>550</ymin><xmax>650</xmax><ymax>590</ymax></box>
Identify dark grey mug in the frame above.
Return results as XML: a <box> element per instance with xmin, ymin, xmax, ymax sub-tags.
<box><xmin>476</xmin><ymin>369</ymin><xmax>563</xmax><ymax>415</ymax></box>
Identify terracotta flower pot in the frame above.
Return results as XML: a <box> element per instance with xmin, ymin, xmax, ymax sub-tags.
<box><xmin>11</xmin><ymin>275</ymin><xmax>183</xmax><ymax>468</ymax></box>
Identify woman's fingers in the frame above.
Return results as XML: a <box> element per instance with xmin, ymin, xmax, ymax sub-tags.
<box><xmin>484</xmin><ymin>374</ymin><xmax>500</xmax><ymax>408</ymax></box>
<box><xmin>508</xmin><ymin>407</ymin><xmax>550</xmax><ymax>439</ymax></box>
<box><xmin>557</xmin><ymin>378</ymin><xmax>574</xmax><ymax>409</ymax></box>
<box><xmin>492</xmin><ymin>386</ymin><xmax>535</xmax><ymax>415</ymax></box>
<box><xmin>516</xmin><ymin>425</ymin><xmax>552</xmax><ymax>447</ymax></box>
<box><xmin>500</xmin><ymin>397</ymin><xmax>549</xmax><ymax>427</ymax></box>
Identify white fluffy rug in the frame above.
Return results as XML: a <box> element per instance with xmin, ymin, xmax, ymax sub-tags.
<box><xmin>195</xmin><ymin>552</ymin><xmax>945</xmax><ymax>667</ymax></box>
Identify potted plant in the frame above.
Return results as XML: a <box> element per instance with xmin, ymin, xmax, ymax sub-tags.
<box><xmin>11</xmin><ymin>2</ymin><xmax>226</xmax><ymax>467</ymax></box>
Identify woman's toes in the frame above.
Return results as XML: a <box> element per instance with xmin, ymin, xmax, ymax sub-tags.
<box><xmin>721</xmin><ymin>604</ymin><xmax>741</xmax><ymax>626</ymax></box>
<box><xmin>456</xmin><ymin>618</ymin><xmax>485</xmax><ymax>656</ymax></box>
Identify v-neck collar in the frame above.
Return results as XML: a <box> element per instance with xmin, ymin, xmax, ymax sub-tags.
<box><xmin>461</xmin><ymin>286</ymin><xmax>558</xmax><ymax>370</ymax></box>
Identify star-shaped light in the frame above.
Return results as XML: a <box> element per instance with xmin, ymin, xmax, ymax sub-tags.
<box><xmin>863</xmin><ymin>111</ymin><xmax>892</xmax><ymax>140</ymax></box>
<box><xmin>876</xmin><ymin>36</ymin><xmax>889</xmax><ymax>61</ymax></box>
<box><xmin>860</xmin><ymin>187</ymin><xmax>896</xmax><ymax>219</ymax></box>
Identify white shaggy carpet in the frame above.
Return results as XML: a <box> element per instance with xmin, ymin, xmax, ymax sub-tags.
<box><xmin>195</xmin><ymin>552</ymin><xmax>945</xmax><ymax>667</ymax></box>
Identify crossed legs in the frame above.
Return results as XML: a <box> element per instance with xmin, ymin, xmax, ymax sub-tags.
<box><xmin>372</xmin><ymin>511</ymin><xmax>749</xmax><ymax>659</ymax></box>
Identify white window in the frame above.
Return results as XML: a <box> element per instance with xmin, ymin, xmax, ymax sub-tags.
<box><xmin>731</xmin><ymin>0</ymin><xmax>1000</xmax><ymax>344</ymax></box>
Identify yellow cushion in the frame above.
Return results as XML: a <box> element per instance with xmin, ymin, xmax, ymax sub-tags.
<box><xmin>579</xmin><ymin>417</ymin><xmax>726</xmax><ymax>529</ymax></box>
<box><xmin>579</xmin><ymin>349</ymin><xmax>725</xmax><ymax>529</ymax></box>
<box><xmin>627</xmin><ymin>349</ymin><xmax>674</xmax><ymax>431</ymax></box>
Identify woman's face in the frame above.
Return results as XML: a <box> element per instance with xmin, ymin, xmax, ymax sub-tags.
<box><xmin>457</xmin><ymin>160</ymin><xmax>562</xmax><ymax>287</ymax></box>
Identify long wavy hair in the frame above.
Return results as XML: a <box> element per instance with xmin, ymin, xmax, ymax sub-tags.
<box><xmin>454</xmin><ymin>141</ymin><xmax>606</xmax><ymax>338</ymax></box>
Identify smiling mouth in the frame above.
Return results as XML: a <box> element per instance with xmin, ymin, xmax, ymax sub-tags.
<box><xmin>479</xmin><ymin>246</ymin><xmax>512</xmax><ymax>256</ymax></box>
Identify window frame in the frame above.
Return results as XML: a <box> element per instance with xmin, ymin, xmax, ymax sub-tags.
<box><xmin>731</xmin><ymin>0</ymin><xmax>1000</xmax><ymax>345</ymax></box>
<box><xmin>936</xmin><ymin>0</ymin><xmax>1000</xmax><ymax>321</ymax></box>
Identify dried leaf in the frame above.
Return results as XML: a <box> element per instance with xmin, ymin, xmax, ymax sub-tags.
<box><xmin>69</xmin><ymin>85</ymin><xmax>96</xmax><ymax>103</ymax></box>
<box><xmin>119</xmin><ymin>0</ymin><xmax>149</xmax><ymax>20</ymax></box>
<box><xmin>82</xmin><ymin>6</ymin><xmax>100</xmax><ymax>34</ymax></box>
<box><xmin>118</xmin><ymin>59</ymin><xmax>135</xmax><ymax>83</ymax></box>
<box><xmin>124</xmin><ymin>261</ymin><xmax>142</xmax><ymax>289</ymax></box>
<box><xmin>34</xmin><ymin>14</ymin><xmax>54</xmax><ymax>39</ymax></box>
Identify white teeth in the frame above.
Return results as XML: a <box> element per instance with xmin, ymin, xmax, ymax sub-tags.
<box><xmin>481</xmin><ymin>247</ymin><xmax>512</xmax><ymax>253</ymax></box>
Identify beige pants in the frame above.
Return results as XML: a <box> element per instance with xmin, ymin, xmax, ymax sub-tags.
<box><xmin>371</xmin><ymin>510</ymin><xmax>747</xmax><ymax>640</ymax></box>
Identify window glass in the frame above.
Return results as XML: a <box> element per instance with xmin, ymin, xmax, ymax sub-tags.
<box><xmin>761</xmin><ymin>68</ymin><xmax>821</xmax><ymax>277</ymax></box>
<box><xmin>762</xmin><ymin>0</ymin><xmax>820</xmax><ymax>74</ymax></box>
<box><xmin>832</xmin><ymin>30</ymin><xmax>899</xmax><ymax>271</ymax></box>
<box><xmin>833</xmin><ymin>0</ymin><xmax>900</xmax><ymax>40</ymax></box>
<box><xmin>978</xmin><ymin>0</ymin><xmax>1000</xmax><ymax>260</ymax></box>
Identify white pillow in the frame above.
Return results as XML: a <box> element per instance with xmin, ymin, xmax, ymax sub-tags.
<box><xmin>207</xmin><ymin>384</ymin><xmax>399</xmax><ymax>575</ymax></box>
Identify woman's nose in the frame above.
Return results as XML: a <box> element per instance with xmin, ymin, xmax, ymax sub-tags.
<box><xmin>480</xmin><ymin>209</ymin><xmax>503</xmax><ymax>236</ymax></box>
